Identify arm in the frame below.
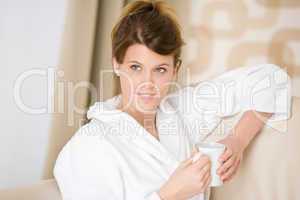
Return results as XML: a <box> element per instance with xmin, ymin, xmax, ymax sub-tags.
<box><xmin>166</xmin><ymin>64</ymin><xmax>291</xmax><ymax>144</ymax></box>
<box><xmin>166</xmin><ymin>64</ymin><xmax>291</xmax><ymax>182</ymax></box>
<box><xmin>53</xmin><ymin>135</ymin><xmax>126</xmax><ymax>200</ymax></box>
<box><xmin>54</xmin><ymin>127</ymin><xmax>163</xmax><ymax>200</ymax></box>
<box><xmin>214</xmin><ymin>64</ymin><xmax>291</xmax><ymax>182</ymax></box>
<box><xmin>199</xmin><ymin>64</ymin><xmax>290</xmax><ymax>182</ymax></box>
<box><xmin>214</xmin><ymin>64</ymin><xmax>291</xmax><ymax>120</ymax></box>
<box><xmin>216</xmin><ymin>110</ymin><xmax>272</xmax><ymax>182</ymax></box>
<box><xmin>233</xmin><ymin>110</ymin><xmax>272</xmax><ymax>150</ymax></box>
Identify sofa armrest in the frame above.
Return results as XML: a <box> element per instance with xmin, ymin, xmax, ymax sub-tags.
<box><xmin>210</xmin><ymin>97</ymin><xmax>300</xmax><ymax>200</ymax></box>
<box><xmin>0</xmin><ymin>179</ymin><xmax>61</xmax><ymax>200</ymax></box>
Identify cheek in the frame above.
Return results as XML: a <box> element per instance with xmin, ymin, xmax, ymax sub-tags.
<box><xmin>120</xmin><ymin>77</ymin><xmax>133</xmax><ymax>95</ymax></box>
<box><xmin>120</xmin><ymin>75</ymin><xmax>140</xmax><ymax>96</ymax></box>
<box><xmin>155</xmin><ymin>74</ymin><xmax>175</xmax><ymax>94</ymax></box>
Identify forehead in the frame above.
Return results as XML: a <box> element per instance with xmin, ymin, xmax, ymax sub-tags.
<box><xmin>123</xmin><ymin>44</ymin><xmax>173</xmax><ymax>65</ymax></box>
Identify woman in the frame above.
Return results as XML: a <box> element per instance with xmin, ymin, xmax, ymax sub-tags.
<box><xmin>54</xmin><ymin>1</ymin><xmax>291</xmax><ymax>200</ymax></box>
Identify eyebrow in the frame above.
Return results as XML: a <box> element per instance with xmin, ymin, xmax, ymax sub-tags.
<box><xmin>128</xmin><ymin>60</ymin><xmax>170</xmax><ymax>67</ymax></box>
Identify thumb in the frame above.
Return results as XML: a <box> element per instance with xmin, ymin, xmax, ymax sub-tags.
<box><xmin>191</xmin><ymin>146</ymin><xmax>199</xmax><ymax>156</ymax></box>
<box><xmin>179</xmin><ymin>157</ymin><xmax>194</xmax><ymax>169</ymax></box>
<box><xmin>191</xmin><ymin>146</ymin><xmax>203</xmax><ymax>163</ymax></box>
<box><xmin>180</xmin><ymin>146</ymin><xmax>202</xmax><ymax>168</ymax></box>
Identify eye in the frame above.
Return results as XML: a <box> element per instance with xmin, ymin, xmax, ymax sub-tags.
<box><xmin>156</xmin><ymin>67</ymin><xmax>167</xmax><ymax>73</ymax></box>
<box><xmin>130</xmin><ymin>64</ymin><xmax>142</xmax><ymax>71</ymax></box>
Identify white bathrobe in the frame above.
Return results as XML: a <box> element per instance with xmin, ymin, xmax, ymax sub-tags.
<box><xmin>54</xmin><ymin>64</ymin><xmax>291</xmax><ymax>200</ymax></box>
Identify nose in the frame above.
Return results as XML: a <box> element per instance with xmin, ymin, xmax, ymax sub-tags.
<box><xmin>139</xmin><ymin>71</ymin><xmax>156</xmax><ymax>92</ymax></box>
<box><xmin>143</xmin><ymin>69</ymin><xmax>153</xmax><ymax>83</ymax></box>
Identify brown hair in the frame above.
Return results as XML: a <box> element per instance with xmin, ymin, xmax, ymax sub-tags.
<box><xmin>111</xmin><ymin>0</ymin><xmax>185</xmax><ymax>71</ymax></box>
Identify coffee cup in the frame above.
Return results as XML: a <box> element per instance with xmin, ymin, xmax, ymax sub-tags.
<box><xmin>192</xmin><ymin>142</ymin><xmax>225</xmax><ymax>187</ymax></box>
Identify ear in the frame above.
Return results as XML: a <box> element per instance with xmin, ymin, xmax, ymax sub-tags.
<box><xmin>112</xmin><ymin>57</ymin><xmax>121</xmax><ymax>76</ymax></box>
<box><xmin>173</xmin><ymin>70</ymin><xmax>178</xmax><ymax>82</ymax></box>
<box><xmin>112</xmin><ymin>57</ymin><xmax>120</xmax><ymax>70</ymax></box>
<box><xmin>172</xmin><ymin>65</ymin><xmax>180</xmax><ymax>81</ymax></box>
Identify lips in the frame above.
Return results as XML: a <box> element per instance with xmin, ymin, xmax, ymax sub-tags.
<box><xmin>137</xmin><ymin>93</ymin><xmax>156</xmax><ymax>96</ymax></box>
<box><xmin>136</xmin><ymin>92</ymin><xmax>159</xmax><ymax>102</ymax></box>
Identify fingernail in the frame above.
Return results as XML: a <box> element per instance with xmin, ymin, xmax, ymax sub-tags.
<box><xmin>204</xmin><ymin>165</ymin><xmax>209</xmax><ymax>171</ymax></box>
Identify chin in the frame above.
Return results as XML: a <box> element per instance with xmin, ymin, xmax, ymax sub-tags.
<box><xmin>135</xmin><ymin>100</ymin><xmax>159</xmax><ymax>113</ymax></box>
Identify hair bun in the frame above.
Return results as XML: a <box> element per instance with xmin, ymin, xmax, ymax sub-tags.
<box><xmin>128</xmin><ymin>2</ymin><xmax>155</xmax><ymax>17</ymax></box>
<box><xmin>111</xmin><ymin>0</ymin><xmax>185</xmax><ymax>66</ymax></box>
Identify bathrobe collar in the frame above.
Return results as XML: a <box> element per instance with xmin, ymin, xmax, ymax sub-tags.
<box><xmin>86</xmin><ymin>94</ymin><xmax>181</xmax><ymax>173</ymax></box>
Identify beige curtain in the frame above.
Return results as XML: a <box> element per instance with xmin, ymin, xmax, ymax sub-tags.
<box><xmin>43</xmin><ymin>0</ymin><xmax>125</xmax><ymax>179</ymax></box>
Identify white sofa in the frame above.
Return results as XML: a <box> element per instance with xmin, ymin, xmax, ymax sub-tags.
<box><xmin>1</xmin><ymin>97</ymin><xmax>299</xmax><ymax>200</ymax></box>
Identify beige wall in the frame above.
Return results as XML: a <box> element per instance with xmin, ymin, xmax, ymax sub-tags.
<box><xmin>170</xmin><ymin>0</ymin><xmax>300</xmax><ymax>96</ymax></box>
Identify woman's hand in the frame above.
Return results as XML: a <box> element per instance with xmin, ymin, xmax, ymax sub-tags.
<box><xmin>217</xmin><ymin>134</ymin><xmax>245</xmax><ymax>183</ymax></box>
<box><xmin>216</xmin><ymin>111</ymin><xmax>272</xmax><ymax>183</ymax></box>
<box><xmin>158</xmin><ymin>148</ymin><xmax>211</xmax><ymax>200</ymax></box>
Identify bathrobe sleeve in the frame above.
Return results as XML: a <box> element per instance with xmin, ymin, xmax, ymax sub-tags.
<box><xmin>54</xmin><ymin>126</ymin><xmax>162</xmax><ymax>200</ymax></box>
<box><xmin>53</xmin><ymin>133</ymin><xmax>125</xmax><ymax>200</ymax></box>
<box><xmin>166</xmin><ymin>64</ymin><xmax>291</xmax><ymax>142</ymax></box>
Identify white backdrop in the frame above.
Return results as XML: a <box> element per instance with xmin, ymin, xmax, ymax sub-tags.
<box><xmin>0</xmin><ymin>0</ymin><xmax>66</xmax><ymax>188</ymax></box>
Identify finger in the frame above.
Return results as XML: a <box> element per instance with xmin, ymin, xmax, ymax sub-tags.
<box><xmin>219</xmin><ymin>147</ymin><xmax>233</xmax><ymax>163</ymax></box>
<box><xmin>191</xmin><ymin>152</ymin><xmax>203</xmax><ymax>163</ymax></box>
<box><xmin>223</xmin><ymin>159</ymin><xmax>241</xmax><ymax>182</ymax></box>
<box><xmin>202</xmin><ymin>169</ymin><xmax>211</xmax><ymax>183</ymax></box>
<box><xmin>238</xmin><ymin>153</ymin><xmax>243</xmax><ymax>162</ymax></box>
<box><xmin>221</xmin><ymin>158</ymin><xmax>240</xmax><ymax>182</ymax></box>
<box><xmin>198</xmin><ymin>167</ymin><xmax>210</xmax><ymax>188</ymax></box>
<box><xmin>204</xmin><ymin>173</ymin><xmax>212</xmax><ymax>187</ymax></box>
<box><xmin>191</xmin><ymin>146</ymin><xmax>203</xmax><ymax>163</ymax></box>
<box><xmin>217</xmin><ymin>155</ymin><xmax>236</xmax><ymax>175</ymax></box>
<box><xmin>179</xmin><ymin>157</ymin><xmax>194</xmax><ymax>169</ymax></box>
<box><xmin>201</xmin><ymin>173</ymin><xmax>212</xmax><ymax>192</ymax></box>
<box><xmin>191</xmin><ymin>146</ymin><xmax>199</xmax><ymax>155</ymax></box>
<box><xmin>192</xmin><ymin>155</ymin><xmax>211</xmax><ymax>170</ymax></box>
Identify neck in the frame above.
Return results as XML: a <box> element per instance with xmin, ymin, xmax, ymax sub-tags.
<box><xmin>117</xmin><ymin>99</ymin><xmax>157</xmax><ymax>130</ymax></box>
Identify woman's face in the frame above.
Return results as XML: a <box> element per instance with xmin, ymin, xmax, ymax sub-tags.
<box><xmin>113</xmin><ymin>44</ymin><xmax>177</xmax><ymax>113</ymax></box>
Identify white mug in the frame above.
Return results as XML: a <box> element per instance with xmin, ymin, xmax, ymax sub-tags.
<box><xmin>192</xmin><ymin>142</ymin><xmax>225</xmax><ymax>187</ymax></box>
